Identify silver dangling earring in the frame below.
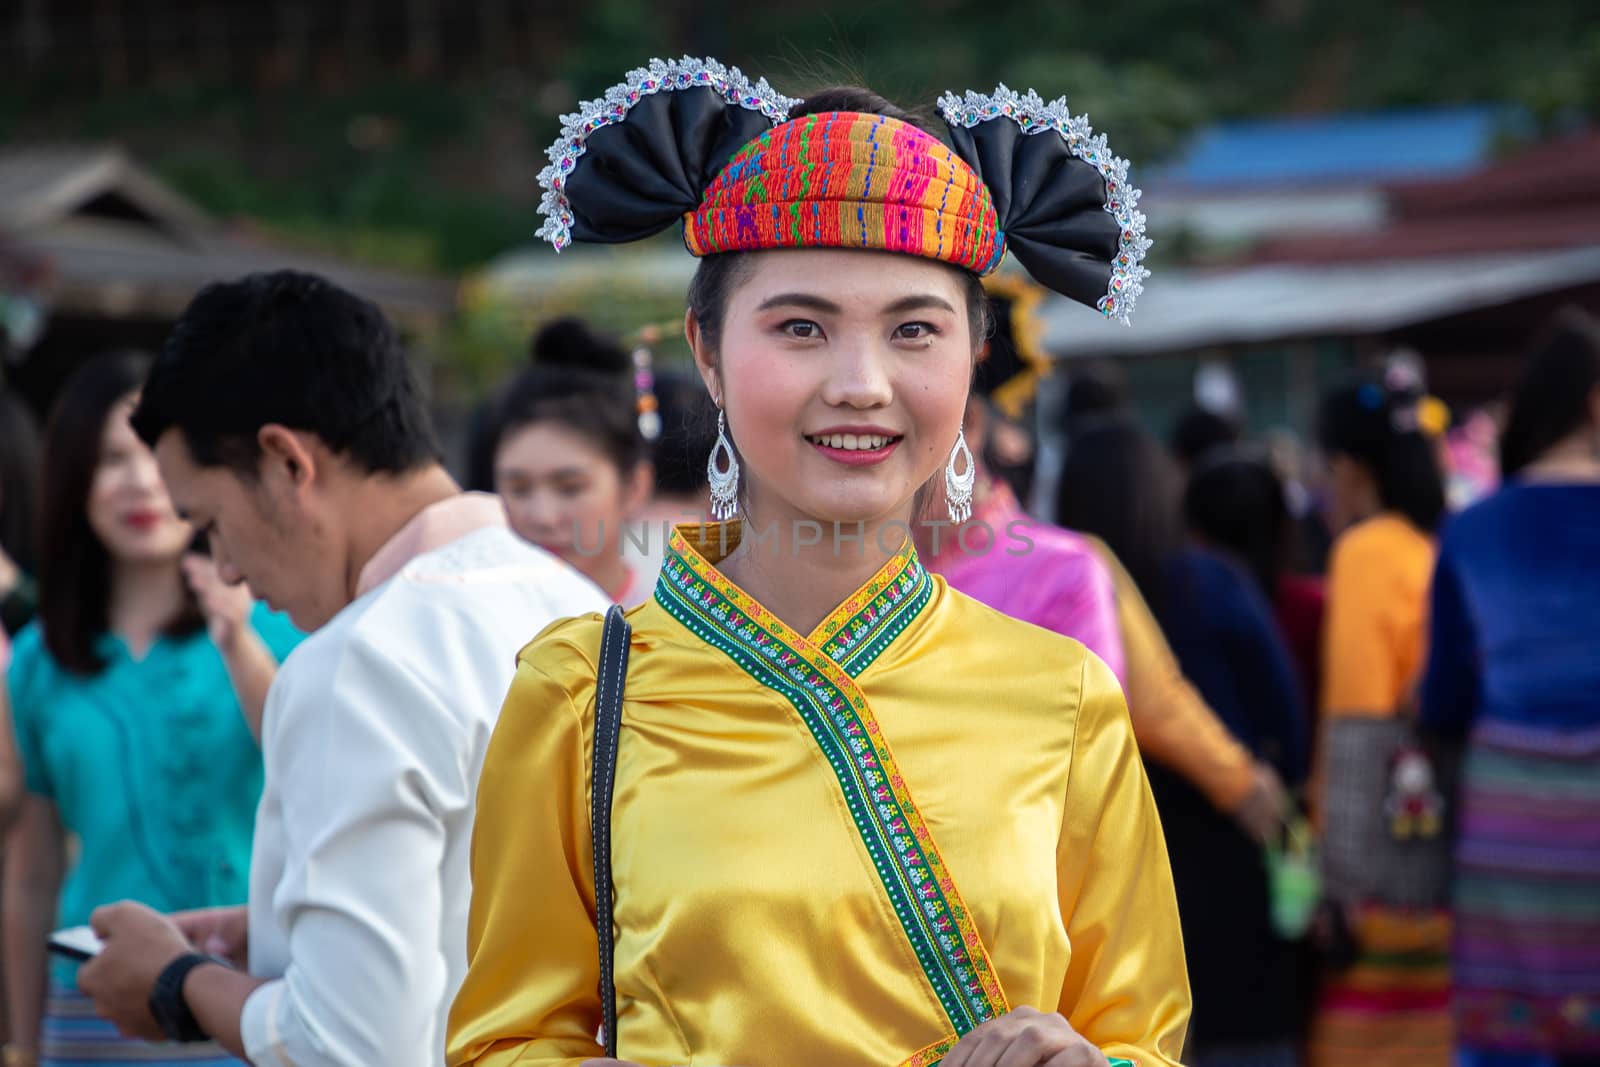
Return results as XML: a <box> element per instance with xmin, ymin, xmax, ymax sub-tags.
<box><xmin>945</xmin><ymin>425</ymin><xmax>975</xmax><ymax>524</ymax></box>
<box><xmin>707</xmin><ymin>408</ymin><xmax>740</xmax><ymax>521</ymax></box>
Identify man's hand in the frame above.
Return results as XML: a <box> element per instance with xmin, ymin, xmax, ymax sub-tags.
<box><xmin>1231</xmin><ymin>761</ymin><xmax>1289</xmax><ymax>846</ymax></box>
<box><xmin>78</xmin><ymin>901</ymin><xmax>192</xmax><ymax>1041</ymax></box>
<box><xmin>942</xmin><ymin>1006</ymin><xmax>1109</xmax><ymax>1067</ymax></box>
<box><xmin>182</xmin><ymin>554</ymin><xmax>253</xmax><ymax>653</ymax></box>
<box><xmin>172</xmin><ymin>905</ymin><xmax>249</xmax><ymax>969</ymax></box>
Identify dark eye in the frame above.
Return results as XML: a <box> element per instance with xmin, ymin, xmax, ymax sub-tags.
<box><xmin>780</xmin><ymin>320</ymin><xmax>822</xmax><ymax>340</ymax></box>
<box><xmin>895</xmin><ymin>322</ymin><xmax>940</xmax><ymax>341</ymax></box>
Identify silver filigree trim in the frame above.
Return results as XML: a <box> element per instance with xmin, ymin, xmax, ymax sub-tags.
<box><xmin>536</xmin><ymin>56</ymin><xmax>800</xmax><ymax>251</ymax></box>
<box><xmin>937</xmin><ymin>84</ymin><xmax>1151</xmax><ymax>325</ymax></box>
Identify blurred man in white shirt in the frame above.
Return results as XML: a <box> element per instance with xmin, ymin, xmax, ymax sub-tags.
<box><xmin>77</xmin><ymin>271</ymin><xmax>608</xmax><ymax>1066</ymax></box>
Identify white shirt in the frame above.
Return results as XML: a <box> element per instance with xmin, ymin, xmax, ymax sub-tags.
<box><xmin>240</xmin><ymin>521</ymin><xmax>608</xmax><ymax>1067</ymax></box>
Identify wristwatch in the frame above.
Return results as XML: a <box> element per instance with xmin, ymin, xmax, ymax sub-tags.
<box><xmin>148</xmin><ymin>953</ymin><xmax>220</xmax><ymax>1043</ymax></box>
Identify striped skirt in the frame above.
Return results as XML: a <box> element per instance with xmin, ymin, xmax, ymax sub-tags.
<box><xmin>1307</xmin><ymin>904</ymin><xmax>1455</xmax><ymax>1067</ymax></box>
<box><xmin>1452</xmin><ymin>720</ymin><xmax>1600</xmax><ymax>1060</ymax></box>
<box><xmin>42</xmin><ymin>980</ymin><xmax>242</xmax><ymax>1067</ymax></box>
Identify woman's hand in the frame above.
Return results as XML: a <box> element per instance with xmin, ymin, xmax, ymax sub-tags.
<box><xmin>182</xmin><ymin>553</ymin><xmax>253</xmax><ymax>653</ymax></box>
<box><xmin>942</xmin><ymin>1006</ymin><xmax>1108</xmax><ymax>1067</ymax></box>
<box><xmin>1232</xmin><ymin>761</ymin><xmax>1289</xmax><ymax>846</ymax></box>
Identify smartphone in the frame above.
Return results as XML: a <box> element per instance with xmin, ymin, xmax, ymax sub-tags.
<box><xmin>47</xmin><ymin>925</ymin><xmax>104</xmax><ymax>961</ymax></box>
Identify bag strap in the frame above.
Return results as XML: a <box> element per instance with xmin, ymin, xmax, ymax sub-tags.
<box><xmin>591</xmin><ymin>604</ymin><xmax>631</xmax><ymax>1059</ymax></box>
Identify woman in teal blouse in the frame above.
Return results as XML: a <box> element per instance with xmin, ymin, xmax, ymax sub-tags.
<box><xmin>1</xmin><ymin>352</ymin><xmax>300</xmax><ymax>1067</ymax></box>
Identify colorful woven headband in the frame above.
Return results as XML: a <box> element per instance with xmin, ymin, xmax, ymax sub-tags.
<box><xmin>684</xmin><ymin>112</ymin><xmax>1004</xmax><ymax>276</ymax></box>
<box><xmin>537</xmin><ymin>57</ymin><xmax>1150</xmax><ymax>323</ymax></box>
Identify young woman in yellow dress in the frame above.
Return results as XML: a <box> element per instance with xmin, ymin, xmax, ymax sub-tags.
<box><xmin>447</xmin><ymin>60</ymin><xmax>1189</xmax><ymax>1067</ymax></box>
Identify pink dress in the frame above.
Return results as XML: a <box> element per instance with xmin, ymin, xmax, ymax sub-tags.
<box><xmin>929</xmin><ymin>483</ymin><xmax>1126</xmax><ymax>683</ymax></box>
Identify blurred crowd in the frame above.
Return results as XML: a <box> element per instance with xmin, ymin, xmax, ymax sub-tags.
<box><xmin>0</xmin><ymin>282</ymin><xmax>1597</xmax><ymax>1067</ymax></box>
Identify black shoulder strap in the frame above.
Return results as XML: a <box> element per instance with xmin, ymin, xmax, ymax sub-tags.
<box><xmin>591</xmin><ymin>604</ymin><xmax>631</xmax><ymax>1058</ymax></box>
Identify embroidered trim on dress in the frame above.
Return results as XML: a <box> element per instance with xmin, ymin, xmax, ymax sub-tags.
<box><xmin>654</xmin><ymin>530</ymin><xmax>1008</xmax><ymax>1036</ymax></box>
<box><xmin>814</xmin><ymin>538</ymin><xmax>932</xmax><ymax>677</ymax></box>
<box><xmin>537</xmin><ymin>56</ymin><xmax>799</xmax><ymax>251</ymax></box>
<box><xmin>936</xmin><ymin>84</ymin><xmax>1151</xmax><ymax>325</ymax></box>
<box><xmin>897</xmin><ymin>1036</ymin><xmax>1138</xmax><ymax>1066</ymax></box>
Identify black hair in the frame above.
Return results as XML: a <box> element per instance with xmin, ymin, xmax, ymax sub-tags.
<box><xmin>492</xmin><ymin>317</ymin><xmax>643</xmax><ymax>476</ymax></box>
<box><xmin>686</xmin><ymin>86</ymin><xmax>992</xmax><ymax>359</ymax></box>
<box><xmin>38</xmin><ymin>351</ymin><xmax>203</xmax><ymax>676</ymax></box>
<box><xmin>1183</xmin><ymin>451</ymin><xmax>1290</xmax><ymax>600</ymax></box>
<box><xmin>130</xmin><ymin>270</ymin><xmax>441</xmax><ymax>476</ymax></box>
<box><xmin>1499</xmin><ymin>307</ymin><xmax>1600</xmax><ymax>477</ymax></box>
<box><xmin>1317</xmin><ymin>373</ymin><xmax>1446</xmax><ymax>533</ymax></box>
<box><xmin>651</xmin><ymin>370</ymin><xmax>717</xmax><ymax>496</ymax></box>
<box><xmin>1170</xmin><ymin>406</ymin><xmax>1242</xmax><ymax>467</ymax></box>
<box><xmin>1063</xmin><ymin>364</ymin><xmax>1127</xmax><ymax>421</ymax></box>
<box><xmin>1056</xmin><ymin>416</ymin><xmax>1185</xmax><ymax>611</ymax></box>
<box><xmin>0</xmin><ymin>387</ymin><xmax>41</xmax><ymax>576</ymax></box>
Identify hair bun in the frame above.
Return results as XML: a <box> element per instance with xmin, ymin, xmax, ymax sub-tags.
<box><xmin>529</xmin><ymin>317</ymin><xmax>630</xmax><ymax>376</ymax></box>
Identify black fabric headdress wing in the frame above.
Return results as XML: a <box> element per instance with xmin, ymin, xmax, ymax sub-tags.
<box><xmin>939</xmin><ymin>86</ymin><xmax>1151</xmax><ymax>324</ymax></box>
<box><xmin>537</xmin><ymin>58</ymin><xmax>797</xmax><ymax>250</ymax></box>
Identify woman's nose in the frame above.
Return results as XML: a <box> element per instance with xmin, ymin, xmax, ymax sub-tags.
<box><xmin>821</xmin><ymin>339</ymin><xmax>894</xmax><ymax>409</ymax></box>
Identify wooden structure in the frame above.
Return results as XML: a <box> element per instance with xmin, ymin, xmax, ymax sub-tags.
<box><xmin>0</xmin><ymin>145</ymin><xmax>455</xmax><ymax>417</ymax></box>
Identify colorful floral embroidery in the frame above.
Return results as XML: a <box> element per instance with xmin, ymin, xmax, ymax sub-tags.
<box><xmin>654</xmin><ymin>526</ymin><xmax>1008</xmax><ymax>1037</ymax></box>
<box><xmin>815</xmin><ymin>538</ymin><xmax>932</xmax><ymax>677</ymax></box>
<box><xmin>896</xmin><ymin>1035</ymin><xmax>1137</xmax><ymax>1066</ymax></box>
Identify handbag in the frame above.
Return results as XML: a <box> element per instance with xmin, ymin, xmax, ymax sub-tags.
<box><xmin>592</xmin><ymin>604</ymin><xmax>631</xmax><ymax>1060</ymax></box>
<box><xmin>1320</xmin><ymin>716</ymin><xmax>1453</xmax><ymax>908</ymax></box>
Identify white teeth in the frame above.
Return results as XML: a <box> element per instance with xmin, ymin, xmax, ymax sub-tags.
<box><xmin>813</xmin><ymin>433</ymin><xmax>892</xmax><ymax>451</ymax></box>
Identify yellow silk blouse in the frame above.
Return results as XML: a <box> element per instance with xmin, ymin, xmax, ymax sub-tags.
<box><xmin>447</xmin><ymin>523</ymin><xmax>1190</xmax><ymax>1067</ymax></box>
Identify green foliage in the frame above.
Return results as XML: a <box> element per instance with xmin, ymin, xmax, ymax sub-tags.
<box><xmin>3</xmin><ymin>0</ymin><xmax>1595</xmax><ymax>281</ymax></box>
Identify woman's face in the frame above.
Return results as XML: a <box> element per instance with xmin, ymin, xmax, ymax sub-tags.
<box><xmin>693</xmin><ymin>250</ymin><xmax>973</xmax><ymax>532</ymax></box>
<box><xmin>496</xmin><ymin>421</ymin><xmax>642</xmax><ymax>583</ymax></box>
<box><xmin>86</xmin><ymin>396</ymin><xmax>192</xmax><ymax>566</ymax></box>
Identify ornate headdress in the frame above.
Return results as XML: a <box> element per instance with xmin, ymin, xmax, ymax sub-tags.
<box><xmin>537</xmin><ymin>57</ymin><xmax>1150</xmax><ymax>324</ymax></box>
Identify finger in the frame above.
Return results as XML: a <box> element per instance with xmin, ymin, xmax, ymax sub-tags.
<box><xmin>76</xmin><ymin>958</ymin><xmax>101</xmax><ymax>994</ymax></box>
<box><xmin>1042</xmin><ymin>1048</ymin><xmax>1105</xmax><ymax>1067</ymax></box>
<box><xmin>992</xmin><ymin>1024</ymin><xmax>1060</xmax><ymax>1067</ymax></box>
<box><xmin>181</xmin><ymin>554</ymin><xmax>212</xmax><ymax>587</ymax></box>
<box><xmin>946</xmin><ymin>1018</ymin><xmax>1011</xmax><ymax>1067</ymax></box>
<box><xmin>89</xmin><ymin>902</ymin><xmax>125</xmax><ymax>937</ymax></box>
<box><xmin>941</xmin><ymin>1031</ymin><xmax>980</xmax><ymax>1067</ymax></box>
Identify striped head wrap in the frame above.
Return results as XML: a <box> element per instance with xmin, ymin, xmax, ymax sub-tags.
<box><xmin>683</xmin><ymin>112</ymin><xmax>1004</xmax><ymax>276</ymax></box>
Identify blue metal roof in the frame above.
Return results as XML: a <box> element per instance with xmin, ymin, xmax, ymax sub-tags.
<box><xmin>1151</xmin><ymin>106</ymin><xmax>1514</xmax><ymax>187</ymax></box>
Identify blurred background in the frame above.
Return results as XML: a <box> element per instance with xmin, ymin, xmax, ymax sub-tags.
<box><xmin>2</xmin><ymin>0</ymin><xmax>1598</xmax><ymax>448</ymax></box>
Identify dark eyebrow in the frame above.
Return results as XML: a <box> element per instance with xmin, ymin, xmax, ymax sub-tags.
<box><xmin>882</xmin><ymin>294</ymin><xmax>957</xmax><ymax>316</ymax></box>
<box><xmin>753</xmin><ymin>292</ymin><xmax>958</xmax><ymax>316</ymax></box>
<box><xmin>755</xmin><ymin>292</ymin><xmax>843</xmax><ymax>314</ymax></box>
<box><xmin>496</xmin><ymin>465</ymin><xmax>591</xmax><ymax>480</ymax></box>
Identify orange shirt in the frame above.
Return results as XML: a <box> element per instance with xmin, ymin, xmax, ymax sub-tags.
<box><xmin>1320</xmin><ymin>513</ymin><xmax>1437</xmax><ymax>719</ymax></box>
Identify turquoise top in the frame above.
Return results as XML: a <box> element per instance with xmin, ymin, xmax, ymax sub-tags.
<box><xmin>7</xmin><ymin>604</ymin><xmax>301</xmax><ymax>951</ymax></box>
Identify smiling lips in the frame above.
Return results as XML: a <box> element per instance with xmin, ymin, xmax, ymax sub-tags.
<box><xmin>806</xmin><ymin>430</ymin><xmax>903</xmax><ymax>466</ymax></box>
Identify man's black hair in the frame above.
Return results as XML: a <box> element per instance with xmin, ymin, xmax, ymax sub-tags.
<box><xmin>131</xmin><ymin>270</ymin><xmax>441</xmax><ymax>475</ymax></box>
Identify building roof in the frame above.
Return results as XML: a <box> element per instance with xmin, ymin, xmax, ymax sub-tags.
<box><xmin>1150</xmin><ymin>106</ymin><xmax>1510</xmax><ymax>189</ymax></box>
<box><xmin>0</xmin><ymin>146</ymin><xmax>455</xmax><ymax>326</ymax></box>
<box><xmin>1251</xmin><ymin>129</ymin><xmax>1600</xmax><ymax>263</ymax></box>
<box><xmin>1040</xmin><ymin>247</ymin><xmax>1600</xmax><ymax>358</ymax></box>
